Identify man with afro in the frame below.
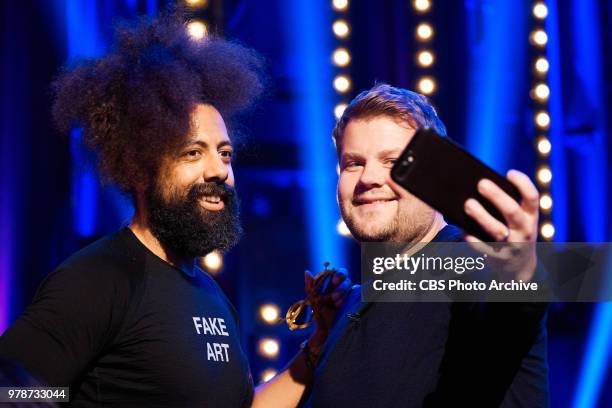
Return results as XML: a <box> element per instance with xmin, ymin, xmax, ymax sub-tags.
<box><xmin>0</xmin><ymin>11</ymin><xmax>349</xmax><ymax>408</ymax></box>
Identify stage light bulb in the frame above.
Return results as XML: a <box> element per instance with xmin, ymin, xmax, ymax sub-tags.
<box><xmin>535</xmin><ymin>57</ymin><xmax>549</xmax><ymax>73</ymax></box>
<box><xmin>540</xmin><ymin>194</ymin><xmax>553</xmax><ymax>211</ymax></box>
<box><xmin>417</xmin><ymin>77</ymin><xmax>436</xmax><ymax>95</ymax></box>
<box><xmin>535</xmin><ymin>111</ymin><xmax>550</xmax><ymax>129</ymax></box>
<box><xmin>187</xmin><ymin>20</ymin><xmax>207</xmax><ymax>40</ymax></box>
<box><xmin>332</xmin><ymin>0</ymin><xmax>349</xmax><ymax>11</ymax></box>
<box><xmin>416</xmin><ymin>23</ymin><xmax>433</xmax><ymax>41</ymax></box>
<box><xmin>531</xmin><ymin>30</ymin><xmax>548</xmax><ymax>46</ymax></box>
<box><xmin>334</xmin><ymin>75</ymin><xmax>351</xmax><ymax>93</ymax></box>
<box><xmin>417</xmin><ymin>50</ymin><xmax>434</xmax><ymax>67</ymax></box>
<box><xmin>333</xmin><ymin>20</ymin><xmax>350</xmax><ymax>38</ymax></box>
<box><xmin>260</xmin><ymin>369</ymin><xmax>277</xmax><ymax>383</ymax></box>
<box><xmin>258</xmin><ymin>338</ymin><xmax>280</xmax><ymax>358</ymax></box>
<box><xmin>334</xmin><ymin>103</ymin><xmax>347</xmax><ymax>119</ymax></box>
<box><xmin>337</xmin><ymin>219</ymin><xmax>352</xmax><ymax>237</ymax></box>
<box><xmin>259</xmin><ymin>304</ymin><xmax>280</xmax><ymax>324</ymax></box>
<box><xmin>414</xmin><ymin>0</ymin><xmax>431</xmax><ymax>12</ymax></box>
<box><xmin>537</xmin><ymin>166</ymin><xmax>552</xmax><ymax>185</ymax></box>
<box><xmin>186</xmin><ymin>0</ymin><xmax>208</xmax><ymax>7</ymax></box>
<box><xmin>537</xmin><ymin>137</ymin><xmax>551</xmax><ymax>155</ymax></box>
<box><xmin>532</xmin><ymin>83</ymin><xmax>550</xmax><ymax>101</ymax></box>
<box><xmin>333</xmin><ymin>48</ymin><xmax>351</xmax><ymax>67</ymax></box>
<box><xmin>203</xmin><ymin>251</ymin><xmax>222</xmax><ymax>272</ymax></box>
<box><xmin>533</xmin><ymin>2</ymin><xmax>548</xmax><ymax>19</ymax></box>
<box><xmin>540</xmin><ymin>222</ymin><xmax>555</xmax><ymax>240</ymax></box>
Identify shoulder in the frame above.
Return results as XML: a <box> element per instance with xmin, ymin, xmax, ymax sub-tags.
<box><xmin>59</xmin><ymin>228</ymin><xmax>139</xmax><ymax>275</ymax></box>
<box><xmin>0</xmin><ymin>230</ymin><xmax>147</xmax><ymax>385</ymax></box>
<box><xmin>36</xmin><ymin>229</ymin><xmax>145</xmax><ymax>304</ymax></box>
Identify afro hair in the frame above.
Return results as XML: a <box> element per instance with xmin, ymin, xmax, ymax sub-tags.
<box><xmin>52</xmin><ymin>11</ymin><xmax>265</xmax><ymax>193</ymax></box>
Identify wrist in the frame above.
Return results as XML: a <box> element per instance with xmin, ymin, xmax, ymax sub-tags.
<box><xmin>300</xmin><ymin>340</ymin><xmax>319</xmax><ymax>371</ymax></box>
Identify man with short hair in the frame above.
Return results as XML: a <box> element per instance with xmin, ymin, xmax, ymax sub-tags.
<box><xmin>0</xmin><ymin>13</ymin><xmax>349</xmax><ymax>407</ymax></box>
<box><xmin>305</xmin><ymin>83</ymin><xmax>548</xmax><ymax>407</ymax></box>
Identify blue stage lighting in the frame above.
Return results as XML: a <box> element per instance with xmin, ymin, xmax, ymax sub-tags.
<box><xmin>464</xmin><ymin>0</ymin><xmax>527</xmax><ymax>172</ymax></box>
<box><xmin>284</xmin><ymin>0</ymin><xmax>346</xmax><ymax>270</ymax></box>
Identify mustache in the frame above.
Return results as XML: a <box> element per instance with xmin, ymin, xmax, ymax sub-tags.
<box><xmin>187</xmin><ymin>182</ymin><xmax>237</xmax><ymax>202</ymax></box>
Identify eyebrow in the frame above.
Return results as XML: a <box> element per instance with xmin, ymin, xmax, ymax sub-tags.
<box><xmin>182</xmin><ymin>140</ymin><xmax>233</xmax><ymax>150</ymax></box>
<box><xmin>340</xmin><ymin>152</ymin><xmax>364</xmax><ymax>163</ymax></box>
<box><xmin>377</xmin><ymin>148</ymin><xmax>403</xmax><ymax>158</ymax></box>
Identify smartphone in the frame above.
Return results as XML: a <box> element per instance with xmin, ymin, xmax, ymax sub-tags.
<box><xmin>390</xmin><ymin>127</ymin><xmax>522</xmax><ymax>241</ymax></box>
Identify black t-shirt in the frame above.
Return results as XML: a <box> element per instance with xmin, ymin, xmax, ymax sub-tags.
<box><xmin>0</xmin><ymin>228</ymin><xmax>253</xmax><ymax>407</ymax></box>
<box><xmin>305</xmin><ymin>225</ymin><xmax>549</xmax><ymax>408</ymax></box>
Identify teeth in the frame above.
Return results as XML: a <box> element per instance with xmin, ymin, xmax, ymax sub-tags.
<box><xmin>202</xmin><ymin>195</ymin><xmax>221</xmax><ymax>203</ymax></box>
<box><xmin>363</xmin><ymin>199</ymin><xmax>391</xmax><ymax>204</ymax></box>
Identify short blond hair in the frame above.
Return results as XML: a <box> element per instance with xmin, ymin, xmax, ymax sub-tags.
<box><xmin>332</xmin><ymin>83</ymin><xmax>447</xmax><ymax>153</ymax></box>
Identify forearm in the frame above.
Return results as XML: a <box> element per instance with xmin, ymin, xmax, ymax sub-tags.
<box><xmin>252</xmin><ymin>330</ymin><xmax>326</xmax><ymax>408</ymax></box>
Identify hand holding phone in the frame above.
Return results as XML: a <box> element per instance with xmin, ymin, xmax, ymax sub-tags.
<box><xmin>390</xmin><ymin>127</ymin><xmax>541</xmax><ymax>282</ymax></box>
<box><xmin>391</xmin><ymin>128</ymin><xmax>538</xmax><ymax>241</ymax></box>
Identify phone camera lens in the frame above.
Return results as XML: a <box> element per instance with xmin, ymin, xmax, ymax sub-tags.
<box><xmin>403</xmin><ymin>150</ymin><xmax>415</xmax><ymax>165</ymax></box>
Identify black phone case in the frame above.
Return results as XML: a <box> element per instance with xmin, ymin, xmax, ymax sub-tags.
<box><xmin>390</xmin><ymin>127</ymin><xmax>522</xmax><ymax>241</ymax></box>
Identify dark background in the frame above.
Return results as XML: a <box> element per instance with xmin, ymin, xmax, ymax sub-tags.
<box><xmin>1</xmin><ymin>0</ymin><xmax>611</xmax><ymax>406</ymax></box>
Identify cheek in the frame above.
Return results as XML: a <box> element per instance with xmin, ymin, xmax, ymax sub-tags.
<box><xmin>172</xmin><ymin>162</ymin><xmax>209</xmax><ymax>189</ymax></box>
<box><xmin>338</xmin><ymin>173</ymin><xmax>357</xmax><ymax>202</ymax></box>
<box><xmin>160</xmin><ymin>165</ymin><xmax>197</xmax><ymax>197</ymax></box>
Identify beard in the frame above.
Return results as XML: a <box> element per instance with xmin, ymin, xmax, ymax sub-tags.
<box><xmin>146</xmin><ymin>181</ymin><xmax>242</xmax><ymax>258</ymax></box>
<box><xmin>340</xmin><ymin>196</ymin><xmax>436</xmax><ymax>243</ymax></box>
<box><xmin>341</xmin><ymin>205</ymin><xmax>399</xmax><ymax>242</ymax></box>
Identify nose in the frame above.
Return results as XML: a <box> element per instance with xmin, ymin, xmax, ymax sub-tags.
<box><xmin>203</xmin><ymin>154</ymin><xmax>229</xmax><ymax>183</ymax></box>
<box><xmin>358</xmin><ymin>161</ymin><xmax>387</xmax><ymax>189</ymax></box>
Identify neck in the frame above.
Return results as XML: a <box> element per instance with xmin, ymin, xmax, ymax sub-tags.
<box><xmin>401</xmin><ymin>212</ymin><xmax>447</xmax><ymax>257</ymax></box>
<box><xmin>129</xmin><ymin>207</ymin><xmax>197</xmax><ymax>275</ymax></box>
<box><xmin>418</xmin><ymin>212</ymin><xmax>447</xmax><ymax>243</ymax></box>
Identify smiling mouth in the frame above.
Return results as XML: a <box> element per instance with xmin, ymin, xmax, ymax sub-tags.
<box><xmin>202</xmin><ymin>195</ymin><xmax>222</xmax><ymax>204</ymax></box>
<box><xmin>354</xmin><ymin>198</ymin><xmax>396</xmax><ymax>206</ymax></box>
<box><xmin>199</xmin><ymin>195</ymin><xmax>225</xmax><ymax>210</ymax></box>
